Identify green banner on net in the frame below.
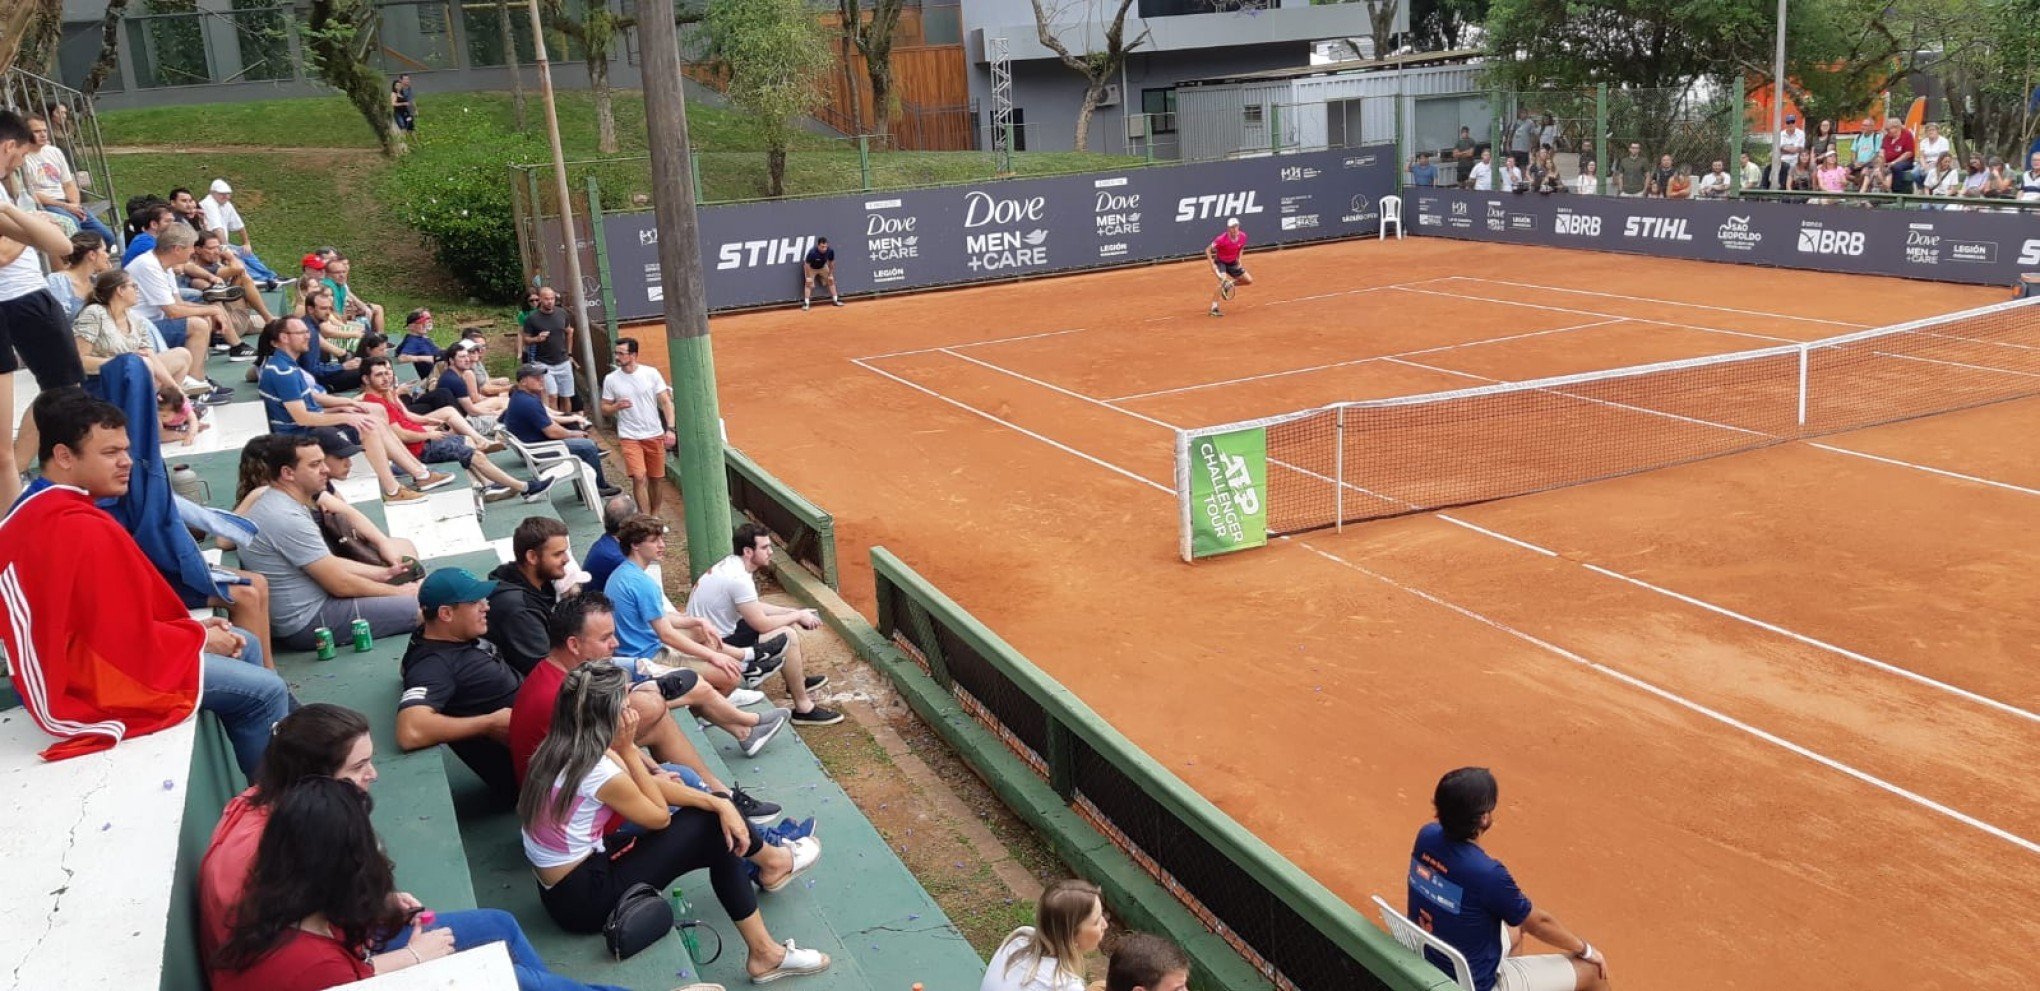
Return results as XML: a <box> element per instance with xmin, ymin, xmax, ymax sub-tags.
<box><xmin>1187</xmin><ymin>425</ymin><xmax>1270</xmax><ymax>558</ymax></box>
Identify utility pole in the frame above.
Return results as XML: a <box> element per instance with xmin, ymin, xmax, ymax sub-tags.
<box><xmin>528</xmin><ymin>0</ymin><xmax>604</xmax><ymax>428</ymax></box>
<box><xmin>1769</xmin><ymin>0</ymin><xmax>1787</xmax><ymax>188</ymax></box>
<box><xmin>638</xmin><ymin>0</ymin><xmax>731</xmax><ymax>576</ymax></box>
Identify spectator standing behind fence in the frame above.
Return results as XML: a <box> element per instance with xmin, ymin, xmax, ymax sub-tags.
<box><xmin>1408</xmin><ymin>768</ymin><xmax>1611</xmax><ymax>991</ymax></box>
<box><xmin>1850</xmin><ymin>116</ymin><xmax>1881</xmax><ymax>169</ymax></box>
<box><xmin>1917</xmin><ymin>123</ymin><xmax>1951</xmax><ymax>179</ymax></box>
<box><xmin>1739</xmin><ymin>153</ymin><xmax>1763</xmax><ymax>190</ymax></box>
<box><xmin>1507</xmin><ymin>109</ymin><xmax>1535</xmax><ymax>167</ymax></box>
<box><xmin>1881</xmin><ymin>117</ymin><xmax>1918</xmax><ymax>193</ymax></box>
<box><xmin>2019</xmin><ymin>152</ymin><xmax>2040</xmax><ymax>202</ymax></box>
<box><xmin>1613</xmin><ymin>143</ymin><xmax>1646</xmax><ymax>197</ymax></box>
<box><xmin>1645</xmin><ymin>155</ymin><xmax>1675</xmax><ymax>197</ymax></box>
<box><xmin>980</xmin><ymin>878</ymin><xmax>1108</xmax><ymax>991</ymax></box>
<box><xmin>1573</xmin><ymin>161</ymin><xmax>1598</xmax><ymax>195</ymax></box>
<box><xmin>1451</xmin><ymin>126</ymin><xmax>1477</xmax><ymax>182</ymax></box>
<box><xmin>1777</xmin><ymin>115</ymin><xmax>1806</xmax><ymax>176</ymax></box>
<box><xmin>1468</xmin><ymin>149</ymin><xmax>1496</xmax><ymax>191</ymax></box>
<box><xmin>1409</xmin><ymin>151</ymin><xmax>1437</xmax><ymax>187</ymax></box>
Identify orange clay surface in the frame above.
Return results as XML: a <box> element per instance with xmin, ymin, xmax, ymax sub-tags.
<box><xmin>669</xmin><ymin>237</ymin><xmax>2037</xmax><ymax>991</ymax></box>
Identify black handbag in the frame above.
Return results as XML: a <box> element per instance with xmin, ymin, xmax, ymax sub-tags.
<box><xmin>602</xmin><ymin>882</ymin><xmax>673</xmax><ymax>960</ymax></box>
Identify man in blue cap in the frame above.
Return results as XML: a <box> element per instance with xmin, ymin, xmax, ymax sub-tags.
<box><xmin>396</xmin><ymin>566</ymin><xmax>525</xmax><ymax>801</ymax></box>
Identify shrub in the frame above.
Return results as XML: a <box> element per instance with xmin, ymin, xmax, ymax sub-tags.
<box><xmin>380</xmin><ymin>109</ymin><xmax>543</xmax><ymax>302</ymax></box>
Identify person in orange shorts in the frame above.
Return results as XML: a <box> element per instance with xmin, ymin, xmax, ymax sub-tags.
<box><xmin>600</xmin><ymin>336</ymin><xmax>677</xmax><ymax>515</ymax></box>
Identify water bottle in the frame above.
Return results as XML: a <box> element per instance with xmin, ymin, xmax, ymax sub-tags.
<box><xmin>671</xmin><ymin>888</ymin><xmax>705</xmax><ymax>964</ymax></box>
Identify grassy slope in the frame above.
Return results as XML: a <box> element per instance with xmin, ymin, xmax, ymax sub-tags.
<box><xmin>99</xmin><ymin>92</ymin><xmax>1141</xmax><ymax>314</ymax></box>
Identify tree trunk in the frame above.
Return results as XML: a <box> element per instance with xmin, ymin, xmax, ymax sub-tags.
<box><xmin>766</xmin><ymin>142</ymin><xmax>787</xmax><ymax>197</ymax></box>
<box><xmin>82</xmin><ymin>0</ymin><xmax>132</xmax><ymax>97</ymax></box>
<box><xmin>868</xmin><ymin>54</ymin><xmax>894</xmax><ymax>141</ymax></box>
<box><xmin>307</xmin><ymin>0</ymin><xmax>404</xmax><ymax>156</ymax></box>
<box><xmin>592</xmin><ymin>50</ymin><xmax>618</xmax><ymax>153</ymax></box>
<box><xmin>499</xmin><ymin>0</ymin><xmax>527</xmax><ymax>131</ymax></box>
<box><xmin>1370</xmin><ymin>0</ymin><xmax>1398</xmax><ymax>60</ymax></box>
<box><xmin>1073</xmin><ymin>80</ymin><xmax>1104</xmax><ymax>152</ymax></box>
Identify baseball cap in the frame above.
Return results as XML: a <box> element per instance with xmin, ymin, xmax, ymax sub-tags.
<box><xmin>405</xmin><ymin>308</ymin><xmax>431</xmax><ymax>328</ymax></box>
<box><xmin>515</xmin><ymin>362</ymin><xmax>548</xmax><ymax>381</ymax></box>
<box><xmin>1785</xmin><ymin>114</ymin><xmax>1797</xmax><ymax>123</ymax></box>
<box><xmin>210</xmin><ymin>179</ymin><xmax>233</xmax><ymax>194</ymax></box>
<box><xmin>1226</xmin><ymin>217</ymin><xmax>1240</xmax><ymax>227</ymax></box>
<box><xmin>419</xmin><ymin>567</ymin><xmax>501</xmax><ymax>611</ymax></box>
<box><xmin>310</xmin><ymin>426</ymin><xmax>362</xmax><ymax>460</ymax></box>
<box><xmin>300</xmin><ymin>253</ymin><xmax>327</xmax><ymax>271</ymax></box>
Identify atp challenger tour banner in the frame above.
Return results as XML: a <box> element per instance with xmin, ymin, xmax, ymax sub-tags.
<box><xmin>1409</xmin><ymin>187</ymin><xmax>2040</xmax><ymax>287</ymax></box>
<box><xmin>1183</xmin><ymin>426</ymin><xmax>1270</xmax><ymax>560</ymax></box>
<box><xmin>585</xmin><ymin>144</ymin><xmax>1396</xmax><ymax>316</ymax></box>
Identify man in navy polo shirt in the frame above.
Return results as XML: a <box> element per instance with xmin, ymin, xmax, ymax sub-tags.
<box><xmin>1407</xmin><ymin>768</ymin><xmax>1611</xmax><ymax>991</ymax></box>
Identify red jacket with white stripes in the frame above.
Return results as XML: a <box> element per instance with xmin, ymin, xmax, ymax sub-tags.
<box><xmin>0</xmin><ymin>484</ymin><xmax>203</xmax><ymax>761</ymax></box>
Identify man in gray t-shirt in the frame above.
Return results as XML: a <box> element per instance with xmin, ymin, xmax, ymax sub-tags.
<box><xmin>237</xmin><ymin>434</ymin><xmax>424</xmax><ymax>650</ymax></box>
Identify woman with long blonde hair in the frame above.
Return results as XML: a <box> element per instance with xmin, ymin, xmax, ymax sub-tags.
<box><xmin>980</xmin><ymin>878</ymin><xmax>1109</xmax><ymax>991</ymax></box>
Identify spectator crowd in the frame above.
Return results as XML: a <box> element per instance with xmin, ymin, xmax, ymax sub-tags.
<box><xmin>1414</xmin><ymin>109</ymin><xmax>2040</xmax><ymax>210</ymax></box>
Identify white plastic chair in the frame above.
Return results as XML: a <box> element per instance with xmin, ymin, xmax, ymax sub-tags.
<box><xmin>1372</xmin><ymin>895</ymin><xmax>1476</xmax><ymax>991</ymax></box>
<box><xmin>1379</xmin><ymin>194</ymin><xmax>1404</xmax><ymax>240</ymax></box>
<box><xmin>498</xmin><ymin>428</ymin><xmax>602</xmax><ymax>516</ymax></box>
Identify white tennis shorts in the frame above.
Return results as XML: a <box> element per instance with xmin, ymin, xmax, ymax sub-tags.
<box><xmin>1495</xmin><ymin>954</ymin><xmax>1578</xmax><ymax>991</ymax></box>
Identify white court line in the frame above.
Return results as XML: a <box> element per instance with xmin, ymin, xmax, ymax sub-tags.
<box><xmin>1869</xmin><ymin>350</ymin><xmax>2040</xmax><ymax>380</ymax></box>
<box><xmin>1104</xmin><ymin>318</ymin><xmax>1625</xmax><ymax>403</ymax></box>
<box><xmin>1441</xmin><ymin>276</ymin><xmax>1871</xmax><ymax>328</ymax></box>
<box><xmin>1293</xmin><ymin>537</ymin><xmax>2040</xmax><ymax>857</ymax></box>
<box><xmin>1916</xmin><ymin>330</ymin><xmax>2040</xmax><ymax>353</ymax></box>
<box><xmin>848</xmin><ymin>358</ymin><xmax>1172</xmax><ymax>494</ymax></box>
<box><xmin>1433</xmin><ymin>515</ymin><xmax>2039</xmax><ymax>724</ymax></box>
<box><xmin>1809</xmin><ymin>443</ymin><xmax>2040</xmax><ymax>498</ymax></box>
<box><xmin>939</xmin><ymin>348</ymin><xmax>1180</xmax><ymax>430</ymax></box>
<box><xmin>854</xmin><ymin>327</ymin><xmax>1087</xmax><ymax>362</ymax></box>
<box><xmin>1381</xmin><ymin>356</ymin><xmax>1773</xmax><ymax>437</ymax></box>
<box><xmin>1394</xmin><ymin>286</ymin><xmax>1798</xmax><ymax>344</ymax></box>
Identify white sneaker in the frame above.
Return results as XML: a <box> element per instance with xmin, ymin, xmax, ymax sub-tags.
<box><xmin>727</xmin><ymin>687</ymin><xmax>768</xmax><ymax>707</ymax></box>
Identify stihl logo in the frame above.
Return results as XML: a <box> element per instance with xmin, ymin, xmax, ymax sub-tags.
<box><xmin>1174</xmin><ymin>192</ymin><xmax>1264</xmax><ymax>223</ymax></box>
<box><xmin>1797</xmin><ymin>228</ymin><xmax>1864</xmax><ymax>256</ymax></box>
<box><xmin>2019</xmin><ymin>238</ymin><xmax>2040</xmax><ymax>266</ymax></box>
<box><xmin>715</xmin><ymin>236</ymin><xmax>815</xmax><ymax>270</ymax></box>
<box><xmin>1623</xmin><ymin>216</ymin><xmax>1691</xmax><ymax>241</ymax></box>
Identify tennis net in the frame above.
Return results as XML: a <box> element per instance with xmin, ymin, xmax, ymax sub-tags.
<box><xmin>1175</xmin><ymin>295</ymin><xmax>2040</xmax><ymax>558</ymax></box>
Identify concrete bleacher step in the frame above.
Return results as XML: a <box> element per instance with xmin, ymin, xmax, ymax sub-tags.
<box><xmin>449</xmin><ymin>707</ymin><xmax>987</xmax><ymax>991</ymax></box>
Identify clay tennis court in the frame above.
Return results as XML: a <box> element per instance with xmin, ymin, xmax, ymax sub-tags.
<box><xmin>684</xmin><ymin>237</ymin><xmax>2038</xmax><ymax>991</ymax></box>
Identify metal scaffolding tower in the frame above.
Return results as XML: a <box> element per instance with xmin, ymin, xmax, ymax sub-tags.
<box><xmin>989</xmin><ymin>35</ymin><xmax>1013</xmax><ymax>173</ymax></box>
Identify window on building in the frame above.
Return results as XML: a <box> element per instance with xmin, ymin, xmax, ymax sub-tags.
<box><xmin>1139</xmin><ymin>0</ymin><xmax>1274</xmax><ymax>14</ymax></box>
<box><xmin>1141</xmin><ymin>87</ymin><xmax>1176</xmax><ymax>135</ymax></box>
<box><xmin>1242</xmin><ymin>104</ymin><xmax>1264</xmax><ymax>126</ymax></box>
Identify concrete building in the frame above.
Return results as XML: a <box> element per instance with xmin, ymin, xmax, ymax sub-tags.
<box><xmin>1173</xmin><ymin>49</ymin><xmax>1484</xmax><ymax>165</ymax></box>
<box><xmin>959</xmin><ymin>0</ymin><xmax>1393</xmax><ymax>157</ymax></box>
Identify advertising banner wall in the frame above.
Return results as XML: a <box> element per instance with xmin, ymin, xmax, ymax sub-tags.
<box><xmin>1184</xmin><ymin>425</ymin><xmax>1271</xmax><ymax>559</ymax></box>
<box><xmin>588</xmin><ymin>145</ymin><xmax>1397</xmax><ymax>317</ymax></box>
<box><xmin>1408</xmin><ymin>187</ymin><xmax>2040</xmax><ymax>287</ymax></box>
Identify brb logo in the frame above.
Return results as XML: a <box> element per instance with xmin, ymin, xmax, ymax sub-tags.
<box><xmin>1797</xmin><ymin>223</ymin><xmax>1865</xmax><ymax>256</ymax></box>
<box><xmin>1553</xmin><ymin>210</ymin><xmax>1600</xmax><ymax>237</ymax></box>
<box><xmin>1174</xmin><ymin>191</ymin><xmax>1264</xmax><ymax>223</ymax></box>
<box><xmin>963</xmin><ymin>190</ymin><xmax>1048</xmax><ymax>273</ymax></box>
<box><xmin>1623</xmin><ymin>216</ymin><xmax>1691</xmax><ymax>241</ymax></box>
<box><xmin>715</xmin><ymin>235</ymin><xmax>814</xmax><ymax>271</ymax></box>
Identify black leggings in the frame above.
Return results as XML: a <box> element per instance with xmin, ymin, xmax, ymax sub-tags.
<box><xmin>537</xmin><ymin>807</ymin><xmax>763</xmax><ymax>934</ymax></box>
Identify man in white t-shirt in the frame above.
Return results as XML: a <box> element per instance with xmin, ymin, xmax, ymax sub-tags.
<box><xmin>199</xmin><ymin>179</ymin><xmax>281</xmax><ymax>286</ymax></box>
<box><xmin>2019</xmin><ymin>152</ymin><xmax>2040</xmax><ymax>203</ymax></box>
<box><xmin>23</xmin><ymin>115</ymin><xmax>116</xmax><ymax>247</ymax></box>
<box><xmin>599</xmin><ymin>336</ymin><xmax>678</xmax><ymax>514</ymax></box>
<box><xmin>1696</xmin><ymin>160</ymin><xmax>1731</xmax><ymax>199</ymax></box>
<box><xmin>1468</xmin><ymin>149</ymin><xmax>1495</xmax><ymax>191</ymax></box>
<box><xmin>1777</xmin><ymin>115</ymin><xmax>1806</xmax><ymax>174</ymax></box>
<box><xmin>685</xmin><ymin>522</ymin><xmax>841</xmax><ymax>727</ymax></box>
<box><xmin>127</xmin><ymin>223</ymin><xmax>238</xmax><ymax>401</ymax></box>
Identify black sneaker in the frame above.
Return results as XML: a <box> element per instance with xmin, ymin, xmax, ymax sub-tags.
<box><xmin>226</xmin><ymin>342</ymin><xmax>257</xmax><ymax>362</ymax></box>
<box><xmin>790</xmin><ymin>705</ymin><xmax>843</xmax><ymax>726</ymax></box>
<box><xmin>721</xmin><ymin>785</ymin><xmax>783</xmax><ymax>824</ymax></box>
<box><xmin>742</xmin><ymin>648</ymin><xmax>787</xmax><ymax>689</ymax></box>
<box><xmin>804</xmin><ymin>673</ymin><xmax>828</xmax><ymax>692</ymax></box>
<box><xmin>198</xmin><ymin>387</ymin><xmax>235</xmax><ymax>406</ymax></box>
<box><xmin>753</xmin><ymin>632</ymin><xmax>789</xmax><ymax>662</ymax></box>
<box><xmin>519</xmin><ymin>474</ymin><xmax>556</xmax><ymax>503</ymax></box>
<box><xmin>598</xmin><ymin>483</ymin><xmax>623</xmax><ymax>498</ymax></box>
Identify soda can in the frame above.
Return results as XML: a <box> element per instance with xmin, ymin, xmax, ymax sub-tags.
<box><xmin>350</xmin><ymin>618</ymin><xmax>374</xmax><ymax>653</ymax></box>
<box><xmin>313</xmin><ymin>627</ymin><xmax>336</xmax><ymax>661</ymax></box>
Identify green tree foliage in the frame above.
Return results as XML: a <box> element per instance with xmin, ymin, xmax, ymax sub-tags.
<box><xmin>840</xmin><ymin>0</ymin><xmax>908</xmax><ymax>140</ymax></box>
<box><xmin>303</xmin><ymin>0</ymin><xmax>404</xmax><ymax>156</ymax></box>
<box><xmin>702</xmin><ymin>0</ymin><xmax>832</xmax><ymax>197</ymax></box>
<box><xmin>1406</xmin><ymin>0</ymin><xmax>1487</xmax><ymax>52</ymax></box>
<box><xmin>1891</xmin><ymin>0</ymin><xmax>2040</xmax><ymax>159</ymax></box>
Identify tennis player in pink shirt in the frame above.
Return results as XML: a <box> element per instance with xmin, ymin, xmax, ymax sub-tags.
<box><xmin>1205</xmin><ymin>217</ymin><xmax>1252</xmax><ymax>316</ymax></box>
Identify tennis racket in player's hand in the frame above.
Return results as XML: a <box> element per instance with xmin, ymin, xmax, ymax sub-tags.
<box><xmin>1216</xmin><ymin>271</ymin><xmax>1236</xmax><ymax>300</ymax></box>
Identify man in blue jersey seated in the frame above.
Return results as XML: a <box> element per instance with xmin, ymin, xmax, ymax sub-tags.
<box><xmin>1407</xmin><ymin>767</ymin><xmax>1611</xmax><ymax>991</ymax></box>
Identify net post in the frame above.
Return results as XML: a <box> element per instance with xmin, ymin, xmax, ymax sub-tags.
<box><xmin>1796</xmin><ymin>345</ymin><xmax>1809</xmax><ymax>427</ymax></box>
<box><xmin>1334</xmin><ymin>406</ymin><xmax>1346</xmax><ymax>533</ymax></box>
<box><xmin>1174</xmin><ymin>429</ymin><xmax>1195</xmax><ymax>562</ymax></box>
